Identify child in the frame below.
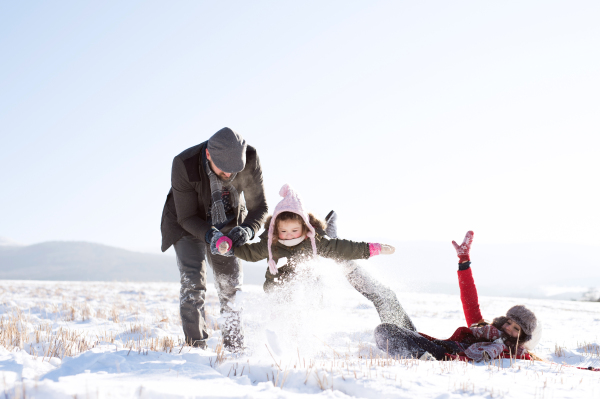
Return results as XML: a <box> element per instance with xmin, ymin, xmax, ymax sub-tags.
<box><xmin>374</xmin><ymin>231</ymin><xmax>540</xmax><ymax>362</ymax></box>
<box><xmin>212</xmin><ymin>184</ymin><xmax>395</xmax><ymax>292</ymax></box>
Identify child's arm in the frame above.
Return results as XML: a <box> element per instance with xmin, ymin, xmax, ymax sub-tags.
<box><xmin>232</xmin><ymin>240</ymin><xmax>269</xmax><ymax>262</ymax></box>
<box><xmin>215</xmin><ymin>235</ymin><xmax>270</xmax><ymax>262</ymax></box>
<box><xmin>453</xmin><ymin>231</ymin><xmax>484</xmax><ymax>326</ymax></box>
<box><xmin>317</xmin><ymin>237</ymin><xmax>370</xmax><ymax>260</ymax></box>
<box><xmin>317</xmin><ymin>237</ymin><xmax>394</xmax><ymax>260</ymax></box>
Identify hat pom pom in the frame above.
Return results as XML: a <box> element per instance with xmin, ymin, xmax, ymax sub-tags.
<box><xmin>279</xmin><ymin>184</ymin><xmax>290</xmax><ymax>198</ymax></box>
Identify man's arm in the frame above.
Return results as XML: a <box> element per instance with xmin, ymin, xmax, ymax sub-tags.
<box><xmin>171</xmin><ymin>156</ymin><xmax>212</xmax><ymax>240</ymax></box>
<box><xmin>239</xmin><ymin>148</ymin><xmax>268</xmax><ymax>237</ymax></box>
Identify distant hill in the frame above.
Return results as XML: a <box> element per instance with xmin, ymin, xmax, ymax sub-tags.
<box><xmin>0</xmin><ymin>241</ymin><xmax>267</xmax><ymax>284</ymax></box>
<box><xmin>1</xmin><ymin>239</ymin><xmax>598</xmax><ymax>300</ymax></box>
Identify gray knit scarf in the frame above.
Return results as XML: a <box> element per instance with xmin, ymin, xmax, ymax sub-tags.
<box><xmin>203</xmin><ymin>153</ymin><xmax>239</xmax><ymax>226</ymax></box>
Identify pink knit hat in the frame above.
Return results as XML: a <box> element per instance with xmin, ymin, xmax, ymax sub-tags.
<box><xmin>267</xmin><ymin>184</ymin><xmax>317</xmax><ymax>275</ymax></box>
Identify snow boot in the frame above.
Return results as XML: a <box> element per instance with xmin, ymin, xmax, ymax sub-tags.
<box><xmin>189</xmin><ymin>339</ymin><xmax>207</xmax><ymax>350</ymax></box>
<box><xmin>419</xmin><ymin>351</ymin><xmax>437</xmax><ymax>361</ymax></box>
<box><xmin>325</xmin><ymin>210</ymin><xmax>338</xmax><ymax>239</ymax></box>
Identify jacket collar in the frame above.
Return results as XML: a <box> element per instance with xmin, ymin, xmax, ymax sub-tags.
<box><xmin>278</xmin><ymin>236</ymin><xmax>306</xmax><ymax>246</ymax></box>
<box><xmin>259</xmin><ymin>227</ymin><xmax>325</xmax><ymax>241</ymax></box>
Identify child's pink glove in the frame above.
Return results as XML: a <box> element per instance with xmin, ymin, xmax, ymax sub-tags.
<box><xmin>452</xmin><ymin>231</ymin><xmax>474</xmax><ymax>263</ymax></box>
<box><xmin>369</xmin><ymin>243</ymin><xmax>395</xmax><ymax>257</ymax></box>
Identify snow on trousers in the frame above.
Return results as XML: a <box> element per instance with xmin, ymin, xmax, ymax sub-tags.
<box><xmin>174</xmin><ymin>235</ymin><xmax>244</xmax><ymax>350</ymax></box>
<box><xmin>341</xmin><ymin>261</ymin><xmax>416</xmax><ymax>331</ymax></box>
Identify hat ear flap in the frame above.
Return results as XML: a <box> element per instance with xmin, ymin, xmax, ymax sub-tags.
<box><xmin>266</xmin><ymin>213</ymin><xmax>278</xmax><ymax>275</ymax></box>
<box><xmin>523</xmin><ymin>320</ymin><xmax>543</xmax><ymax>350</ymax></box>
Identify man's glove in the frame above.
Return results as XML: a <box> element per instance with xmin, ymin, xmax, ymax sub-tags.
<box><xmin>452</xmin><ymin>231</ymin><xmax>474</xmax><ymax>263</ymax></box>
<box><xmin>205</xmin><ymin>227</ymin><xmax>219</xmax><ymax>244</ymax></box>
<box><xmin>227</xmin><ymin>226</ymin><xmax>253</xmax><ymax>247</ymax></box>
<box><xmin>209</xmin><ymin>230</ymin><xmax>225</xmax><ymax>255</ymax></box>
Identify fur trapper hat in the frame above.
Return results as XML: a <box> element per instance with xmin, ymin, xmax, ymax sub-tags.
<box><xmin>267</xmin><ymin>184</ymin><xmax>317</xmax><ymax>275</ymax></box>
<box><xmin>506</xmin><ymin>305</ymin><xmax>537</xmax><ymax>336</ymax></box>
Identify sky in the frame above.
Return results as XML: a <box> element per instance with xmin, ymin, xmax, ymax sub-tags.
<box><xmin>1</xmin><ymin>1</ymin><xmax>599</xmax><ymax>255</ymax></box>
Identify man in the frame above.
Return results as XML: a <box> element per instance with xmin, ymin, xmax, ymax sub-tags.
<box><xmin>160</xmin><ymin>127</ymin><xmax>267</xmax><ymax>351</ymax></box>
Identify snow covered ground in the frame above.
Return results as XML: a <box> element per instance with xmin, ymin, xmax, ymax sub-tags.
<box><xmin>1</xmin><ymin>260</ymin><xmax>600</xmax><ymax>398</ymax></box>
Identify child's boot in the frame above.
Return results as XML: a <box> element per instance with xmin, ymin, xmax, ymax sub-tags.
<box><xmin>325</xmin><ymin>210</ymin><xmax>338</xmax><ymax>239</ymax></box>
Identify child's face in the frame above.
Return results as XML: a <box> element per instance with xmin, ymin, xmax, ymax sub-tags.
<box><xmin>501</xmin><ymin>318</ymin><xmax>522</xmax><ymax>339</ymax></box>
<box><xmin>277</xmin><ymin>219</ymin><xmax>305</xmax><ymax>240</ymax></box>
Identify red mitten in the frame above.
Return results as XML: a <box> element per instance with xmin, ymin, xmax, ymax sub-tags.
<box><xmin>452</xmin><ymin>231</ymin><xmax>474</xmax><ymax>263</ymax></box>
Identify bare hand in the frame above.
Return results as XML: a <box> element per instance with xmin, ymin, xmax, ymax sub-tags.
<box><xmin>218</xmin><ymin>241</ymin><xmax>231</xmax><ymax>254</ymax></box>
<box><xmin>380</xmin><ymin>244</ymin><xmax>395</xmax><ymax>255</ymax></box>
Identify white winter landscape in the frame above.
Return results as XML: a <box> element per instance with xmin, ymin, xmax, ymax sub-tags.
<box><xmin>1</xmin><ymin>258</ymin><xmax>599</xmax><ymax>399</ymax></box>
<box><xmin>4</xmin><ymin>1</ymin><xmax>600</xmax><ymax>398</ymax></box>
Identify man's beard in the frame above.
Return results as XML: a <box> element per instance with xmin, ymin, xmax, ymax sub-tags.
<box><xmin>209</xmin><ymin>160</ymin><xmax>234</xmax><ymax>181</ymax></box>
<box><xmin>217</xmin><ymin>172</ymin><xmax>234</xmax><ymax>181</ymax></box>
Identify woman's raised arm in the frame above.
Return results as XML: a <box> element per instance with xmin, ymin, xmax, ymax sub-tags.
<box><xmin>453</xmin><ymin>231</ymin><xmax>484</xmax><ymax>326</ymax></box>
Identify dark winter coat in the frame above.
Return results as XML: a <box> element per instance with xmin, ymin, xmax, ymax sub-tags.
<box><xmin>233</xmin><ymin>229</ymin><xmax>370</xmax><ymax>292</ymax></box>
<box><xmin>418</xmin><ymin>267</ymin><xmax>530</xmax><ymax>361</ymax></box>
<box><xmin>160</xmin><ymin>141</ymin><xmax>268</xmax><ymax>252</ymax></box>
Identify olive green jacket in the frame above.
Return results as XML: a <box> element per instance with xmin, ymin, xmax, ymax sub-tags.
<box><xmin>233</xmin><ymin>230</ymin><xmax>370</xmax><ymax>291</ymax></box>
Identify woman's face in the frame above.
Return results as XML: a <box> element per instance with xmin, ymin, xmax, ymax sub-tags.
<box><xmin>277</xmin><ymin>219</ymin><xmax>304</xmax><ymax>240</ymax></box>
<box><xmin>501</xmin><ymin>319</ymin><xmax>522</xmax><ymax>339</ymax></box>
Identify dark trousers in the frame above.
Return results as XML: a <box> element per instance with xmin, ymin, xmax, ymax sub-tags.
<box><xmin>374</xmin><ymin>323</ymin><xmax>461</xmax><ymax>360</ymax></box>
<box><xmin>173</xmin><ymin>235</ymin><xmax>243</xmax><ymax>350</ymax></box>
<box><xmin>343</xmin><ymin>260</ymin><xmax>460</xmax><ymax>359</ymax></box>
<box><xmin>342</xmin><ymin>261</ymin><xmax>416</xmax><ymax>331</ymax></box>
